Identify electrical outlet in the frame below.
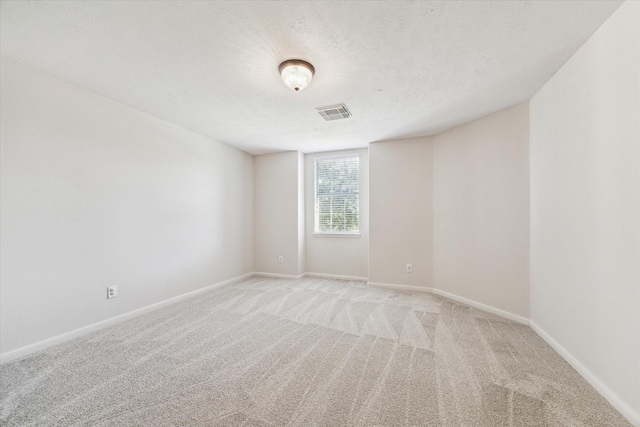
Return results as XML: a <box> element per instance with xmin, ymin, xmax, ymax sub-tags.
<box><xmin>278</xmin><ymin>255</ymin><xmax>284</xmax><ymax>263</ymax></box>
<box><xmin>406</xmin><ymin>264</ymin><xmax>413</xmax><ymax>273</ymax></box>
<box><xmin>107</xmin><ymin>286</ymin><xmax>118</xmax><ymax>299</ymax></box>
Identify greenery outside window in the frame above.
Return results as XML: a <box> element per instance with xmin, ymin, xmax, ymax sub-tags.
<box><xmin>314</xmin><ymin>154</ymin><xmax>359</xmax><ymax>234</ymax></box>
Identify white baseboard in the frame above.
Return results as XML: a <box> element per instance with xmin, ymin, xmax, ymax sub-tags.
<box><xmin>530</xmin><ymin>321</ymin><xmax>639</xmax><ymax>426</ymax></box>
<box><xmin>305</xmin><ymin>272</ymin><xmax>368</xmax><ymax>282</ymax></box>
<box><xmin>431</xmin><ymin>288</ymin><xmax>529</xmax><ymax>325</ymax></box>
<box><xmin>255</xmin><ymin>272</ymin><xmax>368</xmax><ymax>282</ymax></box>
<box><xmin>368</xmin><ymin>281</ymin><xmax>433</xmax><ymax>294</ymax></box>
<box><xmin>367</xmin><ymin>281</ymin><xmax>529</xmax><ymax>326</ymax></box>
<box><xmin>253</xmin><ymin>272</ymin><xmax>305</xmax><ymax>279</ymax></box>
<box><xmin>0</xmin><ymin>272</ymin><xmax>255</xmax><ymax>364</ymax></box>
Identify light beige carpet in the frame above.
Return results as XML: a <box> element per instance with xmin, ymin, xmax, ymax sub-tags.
<box><xmin>0</xmin><ymin>276</ymin><xmax>630</xmax><ymax>426</ymax></box>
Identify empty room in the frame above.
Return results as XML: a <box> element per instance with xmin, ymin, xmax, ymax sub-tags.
<box><xmin>1</xmin><ymin>1</ymin><xmax>638</xmax><ymax>426</ymax></box>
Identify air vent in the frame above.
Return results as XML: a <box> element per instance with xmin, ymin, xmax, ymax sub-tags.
<box><xmin>316</xmin><ymin>104</ymin><xmax>351</xmax><ymax>121</ymax></box>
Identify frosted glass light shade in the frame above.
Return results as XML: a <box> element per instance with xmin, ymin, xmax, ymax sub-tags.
<box><xmin>278</xmin><ymin>59</ymin><xmax>315</xmax><ymax>91</ymax></box>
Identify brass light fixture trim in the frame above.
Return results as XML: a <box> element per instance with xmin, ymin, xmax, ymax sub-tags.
<box><xmin>278</xmin><ymin>59</ymin><xmax>315</xmax><ymax>91</ymax></box>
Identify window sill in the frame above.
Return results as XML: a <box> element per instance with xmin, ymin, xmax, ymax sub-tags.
<box><xmin>313</xmin><ymin>233</ymin><xmax>361</xmax><ymax>238</ymax></box>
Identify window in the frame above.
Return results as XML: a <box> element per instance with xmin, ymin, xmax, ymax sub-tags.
<box><xmin>314</xmin><ymin>154</ymin><xmax>359</xmax><ymax>234</ymax></box>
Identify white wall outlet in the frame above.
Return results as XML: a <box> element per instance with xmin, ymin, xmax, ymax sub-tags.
<box><xmin>406</xmin><ymin>264</ymin><xmax>413</xmax><ymax>273</ymax></box>
<box><xmin>278</xmin><ymin>255</ymin><xmax>284</xmax><ymax>263</ymax></box>
<box><xmin>107</xmin><ymin>285</ymin><xmax>118</xmax><ymax>299</ymax></box>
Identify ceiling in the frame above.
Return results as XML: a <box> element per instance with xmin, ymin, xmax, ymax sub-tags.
<box><xmin>0</xmin><ymin>1</ymin><xmax>622</xmax><ymax>155</ymax></box>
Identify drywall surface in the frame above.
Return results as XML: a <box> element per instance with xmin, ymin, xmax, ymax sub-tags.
<box><xmin>297</xmin><ymin>152</ymin><xmax>305</xmax><ymax>275</ymax></box>
<box><xmin>369</xmin><ymin>139</ymin><xmax>433</xmax><ymax>287</ymax></box>
<box><xmin>433</xmin><ymin>103</ymin><xmax>530</xmax><ymax>318</ymax></box>
<box><xmin>530</xmin><ymin>1</ymin><xmax>639</xmax><ymax>420</ymax></box>
<box><xmin>0</xmin><ymin>57</ymin><xmax>254</xmax><ymax>355</ymax></box>
<box><xmin>254</xmin><ymin>151</ymin><xmax>303</xmax><ymax>276</ymax></box>
<box><xmin>304</xmin><ymin>149</ymin><xmax>369</xmax><ymax>278</ymax></box>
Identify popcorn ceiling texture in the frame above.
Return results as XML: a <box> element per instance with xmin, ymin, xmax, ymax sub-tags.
<box><xmin>0</xmin><ymin>1</ymin><xmax>622</xmax><ymax>154</ymax></box>
<box><xmin>0</xmin><ymin>277</ymin><xmax>629</xmax><ymax>426</ymax></box>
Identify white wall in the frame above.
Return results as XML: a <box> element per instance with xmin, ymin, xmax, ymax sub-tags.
<box><xmin>297</xmin><ymin>152</ymin><xmax>305</xmax><ymax>275</ymax></box>
<box><xmin>254</xmin><ymin>151</ymin><xmax>304</xmax><ymax>276</ymax></box>
<box><xmin>0</xmin><ymin>57</ymin><xmax>254</xmax><ymax>356</ymax></box>
<box><xmin>530</xmin><ymin>1</ymin><xmax>639</xmax><ymax>422</ymax></box>
<box><xmin>304</xmin><ymin>149</ymin><xmax>369</xmax><ymax>279</ymax></box>
<box><xmin>369</xmin><ymin>139</ymin><xmax>433</xmax><ymax>288</ymax></box>
<box><xmin>368</xmin><ymin>106</ymin><xmax>529</xmax><ymax>322</ymax></box>
<box><xmin>433</xmin><ymin>102</ymin><xmax>530</xmax><ymax>319</ymax></box>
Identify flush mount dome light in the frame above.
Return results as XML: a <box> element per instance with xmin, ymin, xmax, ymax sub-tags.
<box><xmin>278</xmin><ymin>59</ymin><xmax>315</xmax><ymax>91</ymax></box>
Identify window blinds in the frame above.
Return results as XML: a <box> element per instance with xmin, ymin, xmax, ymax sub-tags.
<box><xmin>314</xmin><ymin>155</ymin><xmax>359</xmax><ymax>233</ymax></box>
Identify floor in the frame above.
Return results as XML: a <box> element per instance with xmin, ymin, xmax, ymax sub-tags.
<box><xmin>0</xmin><ymin>276</ymin><xmax>630</xmax><ymax>426</ymax></box>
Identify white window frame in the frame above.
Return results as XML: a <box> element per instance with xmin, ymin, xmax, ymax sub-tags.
<box><xmin>313</xmin><ymin>153</ymin><xmax>360</xmax><ymax>237</ymax></box>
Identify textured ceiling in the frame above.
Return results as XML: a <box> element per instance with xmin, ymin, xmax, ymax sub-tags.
<box><xmin>0</xmin><ymin>1</ymin><xmax>622</xmax><ymax>154</ymax></box>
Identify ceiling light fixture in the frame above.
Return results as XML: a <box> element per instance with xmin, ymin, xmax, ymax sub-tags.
<box><xmin>278</xmin><ymin>59</ymin><xmax>315</xmax><ymax>92</ymax></box>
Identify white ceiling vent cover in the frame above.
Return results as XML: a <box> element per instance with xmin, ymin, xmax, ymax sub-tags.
<box><xmin>316</xmin><ymin>104</ymin><xmax>351</xmax><ymax>121</ymax></box>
